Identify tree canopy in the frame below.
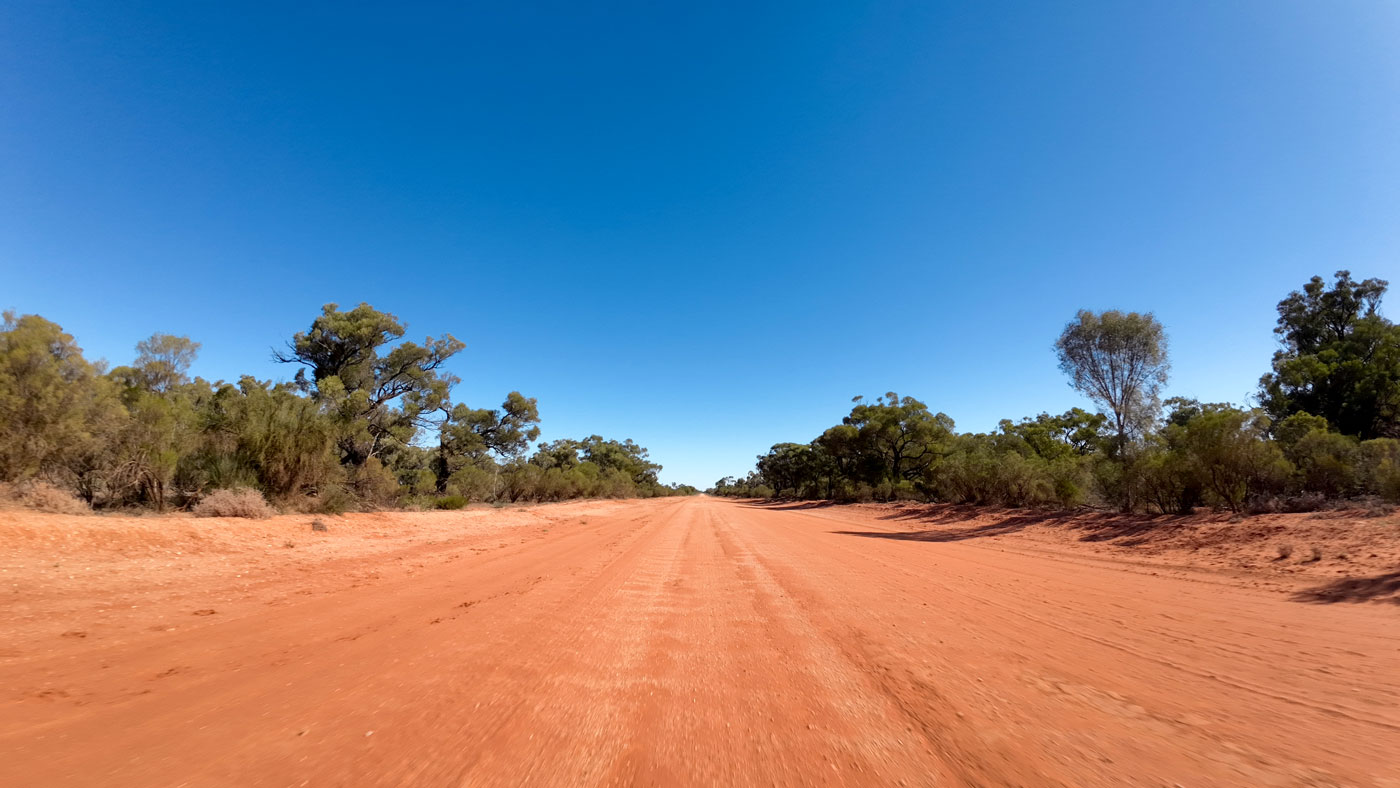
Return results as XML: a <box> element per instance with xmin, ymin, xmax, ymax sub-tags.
<box><xmin>1260</xmin><ymin>271</ymin><xmax>1400</xmax><ymax>439</ymax></box>
<box><xmin>714</xmin><ymin>273</ymin><xmax>1398</xmax><ymax>513</ymax></box>
<box><xmin>1054</xmin><ymin>310</ymin><xmax>1169</xmax><ymax>454</ymax></box>
<box><xmin>275</xmin><ymin>303</ymin><xmax>464</xmax><ymax>465</ymax></box>
<box><xmin>0</xmin><ymin>304</ymin><xmax>688</xmax><ymax>512</ymax></box>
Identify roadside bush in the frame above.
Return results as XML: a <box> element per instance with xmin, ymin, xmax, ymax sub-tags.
<box><xmin>310</xmin><ymin>484</ymin><xmax>353</xmax><ymax>515</ymax></box>
<box><xmin>193</xmin><ymin>487</ymin><xmax>275</xmax><ymax>519</ymax></box>
<box><xmin>1173</xmin><ymin>406</ymin><xmax>1291</xmax><ymax>512</ymax></box>
<box><xmin>447</xmin><ymin>465</ymin><xmax>497</xmax><ymax>502</ymax></box>
<box><xmin>1288</xmin><ymin>429</ymin><xmax>1358</xmax><ymax>497</ymax></box>
<box><xmin>0</xmin><ymin>481</ymin><xmax>92</xmax><ymax>514</ymax></box>
<box><xmin>350</xmin><ymin>457</ymin><xmax>398</xmax><ymax>509</ymax></box>
<box><xmin>1247</xmin><ymin>491</ymin><xmax>1328</xmax><ymax>514</ymax></box>
<box><xmin>435</xmin><ymin>495</ymin><xmax>468</xmax><ymax>510</ymax></box>
<box><xmin>1358</xmin><ymin>439</ymin><xmax>1400</xmax><ymax>502</ymax></box>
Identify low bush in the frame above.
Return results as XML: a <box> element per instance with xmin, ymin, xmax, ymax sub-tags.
<box><xmin>435</xmin><ymin>495</ymin><xmax>468</xmax><ymax>510</ymax></box>
<box><xmin>193</xmin><ymin>487</ymin><xmax>275</xmax><ymax>519</ymax></box>
<box><xmin>0</xmin><ymin>481</ymin><xmax>91</xmax><ymax>515</ymax></box>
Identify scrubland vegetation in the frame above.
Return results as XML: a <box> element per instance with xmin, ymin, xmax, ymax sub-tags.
<box><xmin>713</xmin><ymin>272</ymin><xmax>1400</xmax><ymax>513</ymax></box>
<box><xmin>0</xmin><ymin>303</ymin><xmax>697</xmax><ymax>514</ymax></box>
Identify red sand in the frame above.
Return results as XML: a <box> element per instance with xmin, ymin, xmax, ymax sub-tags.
<box><xmin>2</xmin><ymin>497</ymin><xmax>1397</xmax><ymax>785</ymax></box>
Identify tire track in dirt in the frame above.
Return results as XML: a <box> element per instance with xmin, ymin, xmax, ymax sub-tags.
<box><xmin>718</xmin><ymin>499</ymin><xmax>1400</xmax><ymax>786</ymax></box>
<box><xmin>2</xmin><ymin>496</ymin><xmax>1398</xmax><ymax>786</ymax></box>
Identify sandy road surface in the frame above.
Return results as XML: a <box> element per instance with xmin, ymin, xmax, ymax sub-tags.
<box><xmin>2</xmin><ymin>497</ymin><xmax>1398</xmax><ymax>786</ymax></box>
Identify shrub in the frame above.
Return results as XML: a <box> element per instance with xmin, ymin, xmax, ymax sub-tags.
<box><xmin>193</xmin><ymin>487</ymin><xmax>275</xmax><ymax>519</ymax></box>
<box><xmin>350</xmin><ymin>457</ymin><xmax>398</xmax><ymax>508</ymax></box>
<box><xmin>1358</xmin><ymin>439</ymin><xmax>1400</xmax><ymax>502</ymax></box>
<box><xmin>1276</xmin><ymin>543</ymin><xmax>1293</xmax><ymax>560</ymax></box>
<box><xmin>310</xmin><ymin>485</ymin><xmax>353</xmax><ymax>515</ymax></box>
<box><xmin>446</xmin><ymin>465</ymin><xmax>496</xmax><ymax>502</ymax></box>
<box><xmin>435</xmin><ymin>495</ymin><xmax>468</xmax><ymax>510</ymax></box>
<box><xmin>1288</xmin><ymin>429</ymin><xmax>1359</xmax><ymax>497</ymax></box>
<box><xmin>1</xmin><ymin>481</ymin><xmax>91</xmax><ymax>515</ymax></box>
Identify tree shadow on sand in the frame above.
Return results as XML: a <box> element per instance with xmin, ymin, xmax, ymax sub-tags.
<box><xmin>829</xmin><ymin>504</ymin><xmax>1208</xmax><ymax>547</ymax></box>
<box><xmin>1291</xmin><ymin>570</ymin><xmax>1400</xmax><ymax>605</ymax></box>
<box><xmin>741</xmin><ymin>499</ymin><xmax>842</xmax><ymax>512</ymax></box>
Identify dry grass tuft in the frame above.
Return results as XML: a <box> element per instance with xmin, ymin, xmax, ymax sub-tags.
<box><xmin>193</xmin><ymin>488</ymin><xmax>275</xmax><ymax>519</ymax></box>
<box><xmin>0</xmin><ymin>481</ymin><xmax>91</xmax><ymax>515</ymax></box>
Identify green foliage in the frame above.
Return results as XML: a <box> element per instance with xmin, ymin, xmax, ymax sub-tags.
<box><xmin>1287</xmin><ymin>428</ymin><xmax>1359</xmax><ymax>498</ymax></box>
<box><xmin>999</xmin><ymin>408</ymin><xmax>1107</xmax><ymax>461</ymax></box>
<box><xmin>275</xmin><ymin>302</ymin><xmax>463</xmax><ymax>466</ymax></box>
<box><xmin>11</xmin><ymin>271</ymin><xmax>1398</xmax><ymax>516</ymax></box>
<box><xmin>579</xmin><ymin>435</ymin><xmax>662</xmax><ymax>486</ymax></box>
<box><xmin>435</xmin><ymin>495</ymin><xmax>468</xmax><ymax>510</ymax></box>
<box><xmin>1358</xmin><ymin>438</ymin><xmax>1400</xmax><ymax>501</ymax></box>
<box><xmin>434</xmin><ymin>391</ymin><xmax>540</xmax><ymax>491</ymax></box>
<box><xmin>1260</xmin><ymin>271</ymin><xmax>1400</xmax><ymax>439</ymax></box>
<box><xmin>196</xmin><ymin>377</ymin><xmax>341</xmax><ymax>500</ymax></box>
<box><xmin>0</xmin><ymin>312</ymin><xmax>126</xmax><ymax>488</ymax></box>
<box><xmin>113</xmin><ymin>333</ymin><xmax>201</xmax><ymax>394</ymax></box>
<box><xmin>720</xmin><ymin>272</ymin><xmax>1394</xmax><ymax>514</ymax></box>
<box><xmin>1</xmin><ymin>303</ymin><xmax>680</xmax><ymax>512</ymax></box>
<box><xmin>844</xmin><ymin>393</ymin><xmax>954</xmax><ymax>485</ymax></box>
<box><xmin>1055</xmin><ymin>310</ymin><xmax>1170</xmax><ymax>454</ymax></box>
<box><xmin>446</xmin><ymin>465</ymin><xmax>497</xmax><ymax>501</ymax></box>
<box><xmin>1162</xmin><ymin>402</ymin><xmax>1291</xmax><ymax>512</ymax></box>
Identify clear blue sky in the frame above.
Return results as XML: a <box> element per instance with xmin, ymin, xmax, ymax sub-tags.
<box><xmin>3</xmin><ymin>2</ymin><xmax>1397</xmax><ymax>487</ymax></box>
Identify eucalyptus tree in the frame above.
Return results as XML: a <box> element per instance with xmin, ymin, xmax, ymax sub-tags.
<box><xmin>275</xmin><ymin>303</ymin><xmax>463</xmax><ymax>466</ymax></box>
<box><xmin>434</xmin><ymin>391</ymin><xmax>541</xmax><ymax>491</ymax></box>
<box><xmin>1260</xmin><ymin>271</ymin><xmax>1400</xmax><ymax>439</ymax></box>
<box><xmin>844</xmin><ymin>392</ymin><xmax>955</xmax><ymax>486</ymax></box>
<box><xmin>1055</xmin><ymin>310</ymin><xmax>1170</xmax><ymax>456</ymax></box>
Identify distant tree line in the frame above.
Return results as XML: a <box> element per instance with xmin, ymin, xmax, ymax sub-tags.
<box><xmin>0</xmin><ymin>303</ymin><xmax>697</xmax><ymax>512</ymax></box>
<box><xmin>712</xmin><ymin>272</ymin><xmax>1400</xmax><ymax>513</ymax></box>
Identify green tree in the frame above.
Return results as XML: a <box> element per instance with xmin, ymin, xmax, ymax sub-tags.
<box><xmin>275</xmin><ymin>303</ymin><xmax>463</xmax><ymax>465</ymax></box>
<box><xmin>102</xmin><ymin>334</ymin><xmax>207</xmax><ymax>509</ymax></box>
<box><xmin>1260</xmin><ymin>271</ymin><xmax>1400</xmax><ymax>439</ymax></box>
<box><xmin>844</xmin><ymin>393</ymin><xmax>954</xmax><ymax>492</ymax></box>
<box><xmin>1357</xmin><ymin>439</ymin><xmax>1400</xmax><ymax>501</ymax></box>
<box><xmin>530</xmin><ymin>439</ymin><xmax>584</xmax><ymax>473</ymax></box>
<box><xmin>128</xmin><ymin>333</ymin><xmax>201</xmax><ymax>393</ymax></box>
<box><xmin>757</xmin><ymin>443</ymin><xmax>814</xmax><ymax>499</ymax></box>
<box><xmin>1055</xmin><ymin>310</ymin><xmax>1170</xmax><ymax>455</ymax></box>
<box><xmin>579</xmin><ymin>436</ymin><xmax>662</xmax><ymax>488</ymax></box>
<box><xmin>434</xmin><ymin>392</ymin><xmax>541</xmax><ymax>491</ymax></box>
<box><xmin>1168</xmin><ymin>403</ymin><xmax>1290</xmax><ymax>512</ymax></box>
<box><xmin>1273</xmin><ymin>413</ymin><xmax>1359</xmax><ymax>498</ymax></box>
<box><xmin>998</xmin><ymin>408</ymin><xmax>1107</xmax><ymax>461</ymax></box>
<box><xmin>0</xmin><ymin>312</ymin><xmax>127</xmax><ymax>490</ymax></box>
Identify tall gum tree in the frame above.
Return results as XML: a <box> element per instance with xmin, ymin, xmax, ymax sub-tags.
<box><xmin>1054</xmin><ymin>310</ymin><xmax>1170</xmax><ymax>456</ymax></box>
<box><xmin>1260</xmin><ymin>271</ymin><xmax>1400</xmax><ymax>439</ymax></box>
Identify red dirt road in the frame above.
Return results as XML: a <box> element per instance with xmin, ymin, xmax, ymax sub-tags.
<box><xmin>2</xmin><ymin>497</ymin><xmax>1398</xmax><ymax>786</ymax></box>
